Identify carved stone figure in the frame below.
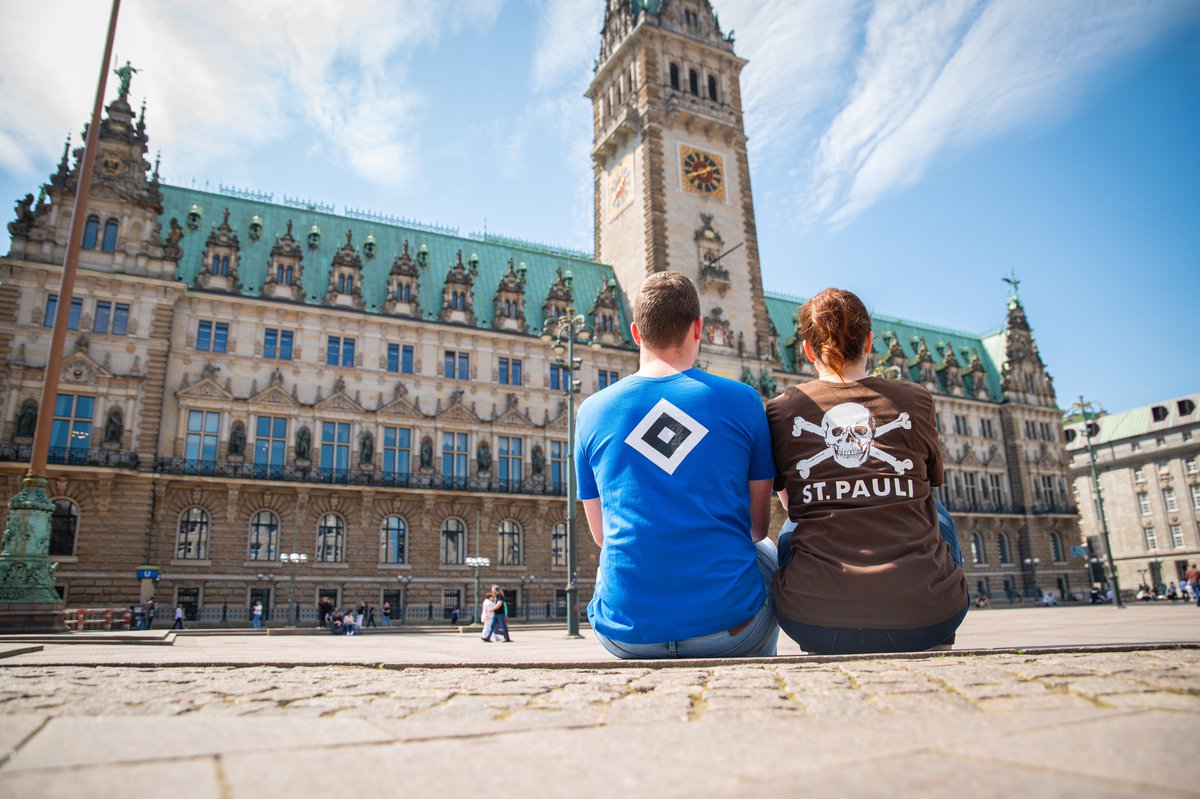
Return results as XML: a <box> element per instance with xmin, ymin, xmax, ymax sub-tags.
<box><xmin>360</xmin><ymin>432</ymin><xmax>374</xmax><ymax>465</ymax></box>
<box><xmin>296</xmin><ymin>427</ymin><xmax>312</xmax><ymax>461</ymax></box>
<box><xmin>419</xmin><ymin>436</ymin><xmax>433</xmax><ymax>469</ymax></box>
<box><xmin>477</xmin><ymin>441</ymin><xmax>492</xmax><ymax>472</ymax></box>
<box><xmin>9</xmin><ymin>194</ymin><xmax>35</xmax><ymax>237</ymax></box>
<box><xmin>531</xmin><ymin>444</ymin><xmax>545</xmax><ymax>475</ymax></box>
<box><xmin>114</xmin><ymin>60</ymin><xmax>139</xmax><ymax>100</ymax></box>
<box><xmin>228</xmin><ymin>421</ymin><xmax>246</xmax><ymax>457</ymax></box>
<box><xmin>103</xmin><ymin>408</ymin><xmax>123</xmax><ymax>445</ymax></box>
<box><xmin>14</xmin><ymin>401</ymin><xmax>36</xmax><ymax>438</ymax></box>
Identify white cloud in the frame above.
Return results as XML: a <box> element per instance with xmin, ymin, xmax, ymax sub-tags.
<box><xmin>0</xmin><ymin>0</ymin><xmax>503</xmax><ymax>191</ymax></box>
<box><xmin>530</xmin><ymin>0</ymin><xmax>602</xmax><ymax>93</ymax></box>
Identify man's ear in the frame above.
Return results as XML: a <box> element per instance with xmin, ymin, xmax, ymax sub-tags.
<box><xmin>630</xmin><ymin>321</ymin><xmax>642</xmax><ymax>346</ymax></box>
<box><xmin>692</xmin><ymin>316</ymin><xmax>703</xmax><ymax>341</ymax></box>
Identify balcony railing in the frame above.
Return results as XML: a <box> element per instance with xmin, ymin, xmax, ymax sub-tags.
<box><xmin>941</xmin><ymin>497</ymin><xmax>1018</xmax><ymax>515</ymax></box>
<box><xmin>0</xmin><ymin>443</ymin><xmax>139</xmax><ymax>469</ymax></box>
<box><xmin>153</xmin><ymin>457</ymin><xmax>567</xmax><ymax>496</ymax></box>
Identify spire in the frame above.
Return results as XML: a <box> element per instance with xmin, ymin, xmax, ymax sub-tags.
<box><xmin>54</xmin><ymin>134</ymin><xmax>71</xmax><ymax>181</ymax></box>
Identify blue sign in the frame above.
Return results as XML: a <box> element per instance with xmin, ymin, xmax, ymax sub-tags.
<box><xmin>136</xmin><ymin>569</ymin><xmax>159</xmax><ymax>580</ymax></box>
<box><xmin>1070</xmin><ymin>546</ymin><xmax>1087</xmax><ymax>559</ymax></box>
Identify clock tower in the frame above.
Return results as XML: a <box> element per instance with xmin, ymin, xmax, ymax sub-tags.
<box><xmin>587</xmin><ymin>0</ymin><xmax>776</xmax><ymax>369</ymax></box>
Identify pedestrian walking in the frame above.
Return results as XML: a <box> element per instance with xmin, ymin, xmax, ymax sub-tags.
<box><xmin>172</xmin><ymin>605</ymin><xmax>185</xmax><ymax>630</ymax></box>
<box><xmin>381</xmin><ymin>601</ymin><xmax>393</xmax><ymax>627</ymax></box>
<box><xmin>491</xmin><ymin>586</ymin><xmax>513</xmax><ymax>642</ymax></box>
<box><xmin>144</xmin><ymin>598</ymin><xmax>157</xmax><ymax>630</ymax></box>
<box><xmin>252</xmin><ymin>600</ymin><xmax>263</xmax><ymax>630</ymax></box>
<box><xmin>366</xmin><ymin>603</ymin><xmax>377</xmax><ymax>628</ymax></box>
<box><xmin>1186</xmin><ymin>563</ymin><xmax>1200</xmax><ymax>608</ymax></box>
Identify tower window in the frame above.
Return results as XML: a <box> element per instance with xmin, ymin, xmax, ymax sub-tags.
<box><xmin>708</xmin><ymin>75</ymin><xmax>718</xmax><ymax>102</ymax></box>
<box><xmin>101</xmin><ymin>219</ymin><xmax>118</xmax><ymax>253</ymax></box>
<box><xmin>82</xmin><ymin>216</ymin><xmax>100</xmax><ymax>250</ymax></box>
<box><xmin>670</xmin><ymin>63</ymin><xmax>680</xmax><ymax>91</ymax></box>
<box><xmin>689</xmin><ymin>69</ymin><xmax>699</xmax><ymax>96</ymax></box>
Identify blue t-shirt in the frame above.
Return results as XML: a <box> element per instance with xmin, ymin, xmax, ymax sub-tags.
<box><xmin>575</xmin><ymin>368</ymin><xmax>774</xmax><ymax>644</ymax></box>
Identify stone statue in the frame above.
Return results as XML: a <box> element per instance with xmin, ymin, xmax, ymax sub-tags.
<box><xmin>531</xmin><ymin>444</ymin><xmax>545</xmax><ymax>475</ymax></box>
<box><xmin>9</xmin><ymin>194</ymin><xmax>35</xmax><ymax>237</ymax></box>
<box><xmin>296</xmin><ymin>426</ymin><xmax>312</xmax><ymax>461</ymax></box>
<box><xmin>360</xmin><ymin>432</ymin><xmax>374</xmax><ymax>465</ymax></box>
<box><xmin>103</xmin><ymin>408</ymin><xmax>123</xmax><ymax>445</ymax></box>
<box><xmin>14</xmin><ymin>401</ymin><xmax>36</xmax><ymax>438</ymax></box>
<box><xmin>165</xmin><ymin>217</ymin><xmax>183</xmax><ymax>247</ymax></box>
<box><xmin>228</xmin><ymin>421</ymin><xmax>246</xmax><ymax>457</ymax></box>
<box><xmin>477</xmin><ymin>440</ymin><xmax>492</xmax><ymax>472</ymax></box>
<box><xmin>114</xmin><ymin>60</ymin><xmax>139</xmax><ymax>101</ymax></box>
<box><xmin>758</xmin><ymin>369</ymin><xmax>777</xmax><ymax>399</ymax></box>
<box><xmin>419</xmin><ymin>436</ymin><xmax>433</xmax><ymax>469</ymax></box>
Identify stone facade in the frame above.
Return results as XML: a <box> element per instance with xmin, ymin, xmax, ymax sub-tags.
<box><xmin>0</xmin><ymin>0</ymin><xmax>1088</xmax><ymax>621</ymax></box>
<box><xmin>1064</xmin><ymin>395</ymin><xmax>1200</xmax><ymax>596</ymax></box>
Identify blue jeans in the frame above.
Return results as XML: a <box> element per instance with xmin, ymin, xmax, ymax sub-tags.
<box><xmin>776</xmin><ymin>500</ymin><xmax>967</xmax><ymax>655</ymax></box>
<box><xmin>252</xmin><ymin>615</ymin><xmax>261</xmax><ymax>630</ymax></box>
<box><xmin>593</xmin><ymin>538</ymin><xmax>780</xmax><ymax>659</ymax></box>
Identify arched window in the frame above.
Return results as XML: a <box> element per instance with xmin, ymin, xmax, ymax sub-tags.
<box><xmin>689</xmin><ymin>68</ymin><xmax>699</xmax><ymax>96</ymax></box>
<box><xmin>249</xmin><ymin>510</ymin><xmax>279</xmax><ymax>561</ymax></box>
<box><xmin>1050</xmin><ymin>532</ymin><xmax>1065</xmax><ymax>562</ymax></box>
<box><xmin>669</xmin><ymin>62</ymin><xmax>680</xmax><ymax>90</ymax></box>
<box><xmin>176</xmin><ymin>507</ymin><xmax>210</xmax><ymax>560</ymax></box>
<box><xmin>220</xmin><ymin>256</ymin><xmax>229</xmax><ymax>275</ymax></box>
<box><xmin>499</xmin><ymin>520</ymin><xmax>522</xmax><ymax>566</ymax></box>
<box><xmin>212</xmin><ymin>255</ymin><xmax>220</xmax><ymax>273</ymax></box>
<box><xmin>708</xmin><ymin>74</ymin><xmax>718</xmax><ymax>101</ymax></box>
<box><xmin>441</xmin><ymin>517</ymin><xmax>466</xmax><ymax>565</ymax></box>
<box><xmin>997</xmin><ymin>533</ymin><xmax>1012</xmax><ymax>564</ymax></box>
<box><xmin>551</xmin><ymin>522</ymin><xmax>567</xmax><ymax>567</ymax></box>
<box><xmin>317</xmin><ymin>513</ymin><xmax>345</xmax><ymax>562</ymax></box>
<box><xmin>50</xmin><ymin>499</ymin><xmax>79</xmax><ymax>557</ymax></box>
<box><xmin>101</xmin><ymin>219</ymin><xmax>118</xmax><ymax>253</ymax></box>
<box><xmin>82</xmin><ymin>216</ymin><xmax>100</xmax><ymax>250</ymax></box>
<box><xmin>382</xmin><ymin>515</ymin><xmax>407</xmax><ymax>564</ymax></box>
<box><xmin>970</xmin><ymin>532</ymin><xmax>986</xmax><ymax>565</ymax></box>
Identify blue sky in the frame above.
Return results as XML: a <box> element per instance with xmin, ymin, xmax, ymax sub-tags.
<box><xmin>2</xmin><ymin>0</ymin><xmax>1197</xmax><ymax>416</ymax></box>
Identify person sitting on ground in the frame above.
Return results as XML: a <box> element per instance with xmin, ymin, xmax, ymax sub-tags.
<box><xmin>576</xmin><ymin>271</ymin><xmax>779</xmax><ymax>659</ymax></box>
<box><xmin>766</xmin><ymin>287</ymin><xmax>968</xmax><ymax>656</ymax></box>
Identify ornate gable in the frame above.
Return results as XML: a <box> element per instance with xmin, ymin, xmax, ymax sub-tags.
<box><xmin>439</xmin><ymin>250</ymin><xmax>477</xmax><ymax>325</ymax></box>
<box><xmin>914</xmin><ymin>338</ymin><xmax>938</xmax><ymax>392</ymax></box>
<box><xmin>439</xmin><ymin>403</ymin><xmax>480</xmax><ymax>424</ymax></box>
<box><xmin>589</xmin><ymin>277</ymin><xmax>623</xmax><ymax>346</ymax></box>
<box><xmin>384</xmin><ymin>240</ymin><xmax>422</xmax><ymax>317</ymax></box>
<box><xmin>261</xmin><ymin>220</ymin><xmax>305</xmax><ymax>301</ymax></box>
<box><xmin>177</xmin><ymin>375</ymin><xmax>234</xmax><ymax>401</ymax></box>
<box><xmin>59</xmin><ymin>350</ymin><xmax>113</xmax><ymax>386</ymax></box>
<box><xmin>315</xmin><ymin>380</ymin><xmax>364</xmax><ymax>413</ymax></box>
<box><xmin>542</xmin><ymin>266</ymin><xmax>574</xmax><ymax>322</ymax></box>
<box><xmin>940</xmin><ymin>343</ymin><xmax>965</xmax><ymax>397</ymax></box>
<box><xmin>323</xmin><ymin>230</ymin><xmax>365</xmax><ymax>309</ymax></box>
<box><xmin>195</xmin><ymin>208</ymin><xmax>242</xmax><ymax>293</ymax></box>
<box><xmin>492</xmin><ymin>258</ymin><xmax>528</xmax><ymax>333</ymax></box>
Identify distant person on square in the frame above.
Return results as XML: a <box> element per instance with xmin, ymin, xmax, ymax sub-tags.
<box><xmin>767</xmin><ymin>288</ymin><xmax>968</xmax><ymax>655</ymax></box>
<box><xmin>1186</xmin><ymin>563</ymin><xmax>1199</xmax><ymax>607</ymax></box>
<box><xmin>576</xmin><ymin>271</ymin><xmax>779</xmax><ymax>659</ymax></box>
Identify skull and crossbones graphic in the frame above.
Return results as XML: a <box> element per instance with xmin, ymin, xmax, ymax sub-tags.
<box><xmin>791</xmin><ymin>402</ymin><xmax>914</xmax><ymax>478</ymax></box>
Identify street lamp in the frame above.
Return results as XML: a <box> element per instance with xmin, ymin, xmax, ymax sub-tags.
<box><xmin>466</xmin><ymin>556</ymin><xmax>490</xmax><ymax>625</ymax></box>
<box><xmin>1023</xmin><ymin>557</ymin><xmax>1041</xmax><ymax>599</ymax></box>
<box><xmin>397</xmin><ymin>574</ymin><xmax>413</xmax><ymax>625</ymax></box>
<box><xmin>1070</xmin><ymin>397</ymin><xmax>1125</xmax><ymax>608</ymax></box>
<box><xmin>280</xmin><ymin>552</ymin><xmax>308</xmax><ymax>626</ymax></box>
<box><xmin>541</xmin><ymin>273</ymin><xmax>599</xmax><ymax>639</ymax></box>
<box><xmin>519</xmin><ymin>574</ymin><xmax>537</xmax><ymax>623</ymax></box>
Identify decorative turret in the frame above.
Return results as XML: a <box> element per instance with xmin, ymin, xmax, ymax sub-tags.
<box><xmin>915</xmin><ymin>338</ymin><xmax>938</xmax><ymax>392</ymax></box>
<box><xmin>968</xmin><ymin>349</ymin><xmax>991</xmax><ymax>401</ymax></box>
<box><xmin>323</xmin><ymin>230</ymin><xmax>364</xmax><ymax>309</ymax></box>
<box><xmin>194</xmin><ymin>208</ymin><xmax>242</xmax><ymax>293</ymax></box>
<box><xmin>542</xmin><ymin>266</ymin><xmax>574</xmax><ymax>322</ymax></box>
<box><xmin>999</xmin><ymin>290</ymin><xmax>1057</xmax><ymax>408</ymax></box>
<box><xmin>261</xmin><ymin>220</ymin><xmax>304</xmax><ymax>302</ymax></box>
<box><xmin>384</xmin><ymin>240</ymin><xmax>422</xmax><ymax>317</ymax></box>
<box><xmin>940</xmin><ymin>342</ymin><xmax>965</xmax><ymax>397</ymax></box>
<box><xmin>492</xmin><ymin>258</ymin><xmax>528</xmax><ymax>333</ymax></box>
<box><xmin>886</xmin><ymin>333</ymin><xmax>909</xmax><ymax>379</ymax></box>
<box><xmin>438</xmin><ymin>250</ymin><xmax>476</xmax><ymax>325</ymax></box>
<box><xmin>589</xmin><ymin>277</ymin><xmax>623</xmax><ymax>346</ymax></box>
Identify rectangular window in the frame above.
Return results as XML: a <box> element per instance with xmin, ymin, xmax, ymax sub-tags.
<box><xmin>1134</xmin><ymin>468</ymin><xmax>1145</xmax><ymax>483</ymax></box>
<box><xmin>1144</xmin><ymin>527</ymin><xmax>1158</xmax><ymax>550</ymax></box>
<box><xmin>50</xmin><ymin>394</ymin><xmax>94</xmax><ymax>455</ymax></box>
<box><xmin>964</xmin><ymin>473</ymin><xmax>978</xmax><ymax>505</ymax></box>
<box><xmin>1040</xmin><ymin>422</ymin><xmax>1053</xmax><ymax>441</ymax></box>
<box><xmin>44</xmin><ymin>295</ymin><xmax>82</xmax><ymax>330</ymax></box>
<box><xmin>253</xmin><ymin>416</ymin><xmax>288</xmax><ymax>477</ymax></box>
<box><xmin>196</xmin><ymin>320</ymin><xmax>229</xmax><ymax>353</ymax></box>
<box><xmin>954</xmin><ymin>415</ymin><xmax>969</xmax><ymax>436</ymax></box>
<box><xmin>444</xmin><ymin>350</ymin><xmax>469</xmax><ymax>380</ymax></box>
<box><xmin>1170</xmin><ymin>524</ymin><xmax>1185</xmax><ymax>549</ymax></box>
<box><xmin>93</xmin><ymin>301</ymin><xmax>111</xmax><ymax>333</ymax></box>
<box><xmin>498</xmin><ymin>357</ymin><xmax>523</xmax><ymax>386</ymax></box>
<box><xmin>401</xmin><ymin>345</ymin><xmax>414</xmax><ymax>374</ymax></box>
<box><xmin>498</xmin><ymin>436</ymin><xmax>523</xmax><ymax>484</ymax></box>
<box><xmin>441</xmin><ymin>432</ymin><xmax>469</xmax><ymax>485</ymax></box>
<box><xmin>979</xmin><ymin>418</ymin><xmax>995</xmax><ymax>439</ymax></box>
<box><xmin>551</xmin><ymin>523</ymin><xmax>567</xmax><ymax>567</ymax></box>
<box><xmin>387</xmin><ymin>343</ymin><xmax>400</xmax><ymax>373</ymax></box>
<box><xmin>989</xmin><ymin>474</ymin><xmax>1004</xmax><ymax>505</ymax></box>
<box><xmin>382</xmin><ymin>426</ymin><xmax>411</xmax><ymax>483</ymax></box>
<box><xmin>185</xmin><ymin>410</ymin><xmax>220</xmax><ymax>467</ymax></box>
<box><xmin>263</xmin><ymin>328</ymin><xmax>294</xmax><ymax>361</ymax></box>
<box><xmin>1041</xmin><ymin>475</ymin><xmax>1057</xmax><ymax>505</ymax></box>
<box><xmin>1138</xmin><ymin>492</ymin><xmax>1152</xmax><ymax>516</ymax></box>
<box><xmin>550</xmin><ymin>363</ymin><xmax>566</xmax><ymax>391</ymax></box>
<box><xmin>1163</xmin><ymin>488</ymin><xmax>1178</xmax><ymax>512</ymax></box>
<box><xmin>598</xmin><ymin>370</ymin><xmax>619</xmax><ymax>390</ymax></box>
<box><xmin>550</xmin><ymin>440</ymin><xmax>567</xmax><ymax>491</ymax></box>
<box><xmin>1025</xmin><ymin>420</ymin><xmax>1036</xmax><ymax>439</ymax></box>
<box><xmin>319</xmin><ymin>421</ymin><xmax>351</xmax><ymax>480</ymax></box>
<box><xmin>327</xmin><ymin>336</ymin><xmax>355</xmax><ymax>367</ymax></box>
<box><xmin>1186</xmin><ymin>458</ymin><xmax>1197</xmax><ymax>475</ymax></box>
<box><xmin>111</xmin><ymin>303</ymin><xmax>130</xmax><ymax>335</ymax></box>
<box><xmin>1192</xmin><ymin>483</ymin><xmax>1200</xmax><ymax>509</ymax></box>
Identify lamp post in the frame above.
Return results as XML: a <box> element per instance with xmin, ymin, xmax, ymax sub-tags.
<box><xmin>1023</xmin><ymin>557</ymin><xmax>1040</xmax><ymax>599</ymax></box>
<box><xmin>519</xmin><ymin>574</ymin><xmax>537</xmax><ymax>623</ymax></box>
<box><xmin>397</xmin><ymin>574</ymin><xmax>413</xmax><ymax>625</ymax></box>
<box><xmin>541</xmin><ymin>272</ymin><xmax>599</xmax><ymax>639</ymax></box>
<box><xmin>281</xmin><ymin>552</ymin><xmax>307</xmax><ymax>627</ymax></box>
<box><xmin>466</xmin><ymin>556</ymin><xmax>490</xmax><ymax>625</ymax></box>
<box><xmin>1070</xmin><ymin>397</ymin><xmax>1125</xmax><ymax>608</ymax></box>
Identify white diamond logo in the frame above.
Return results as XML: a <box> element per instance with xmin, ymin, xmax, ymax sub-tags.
<box><xmin>624</xmin><ymin>398</ymin><xmax>709</xmax><ymax>475</ymax></box>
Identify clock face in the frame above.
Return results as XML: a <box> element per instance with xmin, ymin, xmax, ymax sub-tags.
<box><xmin>100</xmin><ymin>155</ymin><xmax>122</xmax><ymax>176</ymax></box>
<box><xmin>607</xmin><ymin>152</ymin><xmax>635</xmax><ymax>219</ymax></box>
<box><xmin>680</xmin><ymin>146</ymin><xmax>725</xmax><ymax>200</ymax></box>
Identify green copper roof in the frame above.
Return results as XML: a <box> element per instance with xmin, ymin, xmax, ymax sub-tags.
<box><xmin>159</xmin><ymin>185</ymin><xmax>630</xmax><ymax>342</ymax></box>
<box><xmin>764</xmin><ymin>290</ymin><xmax>1004</xmax><ymax>401</ymax></box>
<box><xmin>1065</xmin><ymin>394</ymin><xmax>1200</xmax><ymax>446</ymax></box>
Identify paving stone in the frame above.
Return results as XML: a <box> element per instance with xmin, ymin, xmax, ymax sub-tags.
<box><xmin>0</xmin><ymin>757</ymin><xmax>221</xmax><ymax>799</ymax></box>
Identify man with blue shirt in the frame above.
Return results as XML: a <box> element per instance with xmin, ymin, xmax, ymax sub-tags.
<box><xmin>575</xmin><ymin>271</ymin><xmax>779</xmax><ymax>658</ymax></box>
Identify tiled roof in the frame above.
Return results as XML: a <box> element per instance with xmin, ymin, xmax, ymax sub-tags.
<box><xmin>159</xmin><ymin>185</ymin><xmax>631</xmax><ymax>343</ymax></box>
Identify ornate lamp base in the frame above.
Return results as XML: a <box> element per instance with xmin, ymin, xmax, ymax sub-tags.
<box><xmin>0</xmin><ymin>476</ymin><xmax>67</xmax><ymax>632</ymax></box>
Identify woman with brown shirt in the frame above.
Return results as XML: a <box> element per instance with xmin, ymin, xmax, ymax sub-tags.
<box><xmin>766</xmin><ymin>288</ymin><xmax>968</xmax><ymax>654</ymax></box>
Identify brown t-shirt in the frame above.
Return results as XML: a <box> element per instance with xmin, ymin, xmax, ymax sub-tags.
<box><xmin>766</xmin><ymin>377</ymin><xmax>967</xmax><ymax>629</ymax></box>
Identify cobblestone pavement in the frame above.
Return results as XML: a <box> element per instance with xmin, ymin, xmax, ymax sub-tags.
<box><xmin>0</xmin><ymin>609</ymin><xmax>1197</xmax><ymax>798</ymax></box>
